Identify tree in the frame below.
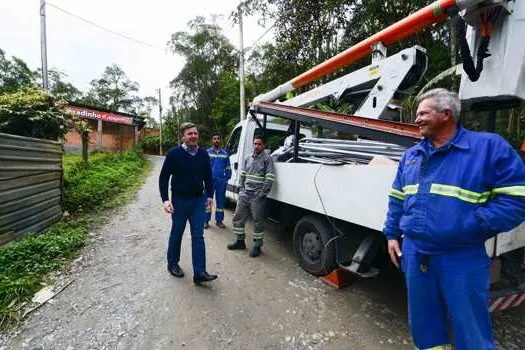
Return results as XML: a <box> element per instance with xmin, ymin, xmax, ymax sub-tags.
<box><xmin>0</xmin><ymin>48</ymin><xmax>37</xmax><ymax>94</ymax></box>
<box><xmin>211</xmin><ymin>71</ymin><xmax>242</xmax><ymax>134</ymax></box>
<box><xmin>242</xmin><ymin>0</ymin><xmax>450</xmax><ymax>95</ymax></box>
<box><xmin>140</xmin><ymin>95</ymin><xmax>159</xmax><ymax>128</ymax></box>
<box><xmin>168</xmin><ymin>16</ymin><xmax>237</xmax><ymax>138</ymax></box>
<box><xmin>0</xmin><ymin>87</ymin><xmax>74</xmax><ymax>140</ymax></box>
<box><xmin>163</xmin><ymin>109</ymin><xmax>182</xmax><ymax>145</ymax></box>
<box><xmin>47</xmin><ymin>69</ymin><xmax>82</xmax><ymax>101</ymax></box>
<box><xmin>240</xmin><ymin>0</ymin><xmax>356</xmax><ymax>87</ymax></box>
<box><xmin>73</xmin><ymin>119</ymin><xmax>91</xmax><ymax>162</ymax></box>
<box><xmin>82</xmin><ymin>64</ymin><xmax>140</xmax><ymax>114</ymax></box>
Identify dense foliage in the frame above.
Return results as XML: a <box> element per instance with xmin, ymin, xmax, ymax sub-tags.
<box><xmin>62</xmin><ymin>150</ymin><xmax>149</xmax><ymax>213</ymax></box>
<box><xmin>0</xmin><ymin>87</ymin><xmax>73</xmax><ymax>140</ymax></box>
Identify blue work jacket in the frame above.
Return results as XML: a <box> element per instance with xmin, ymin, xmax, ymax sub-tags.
<box><xmin>207</xmin><ymin>147</ymin><xmax>232</xmax><ymax>182</ymax></box>
<box><xmin>383</xmin><ymin>126</ymin><xmax>525</xmax><ymax>254</ymax></box>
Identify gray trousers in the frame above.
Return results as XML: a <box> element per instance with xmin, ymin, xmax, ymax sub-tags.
<box><xmin>232</xmin><ymin>193</ymin><xmax>266</xmax><ymax>244</ymax></box>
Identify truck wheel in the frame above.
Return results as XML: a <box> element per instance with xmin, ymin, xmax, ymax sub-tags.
<box><xmin>293</xmin><ymin>215</ymin><xmax>337</xmax><ymax>276</ymax></box>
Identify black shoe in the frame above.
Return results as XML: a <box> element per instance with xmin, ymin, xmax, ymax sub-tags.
<box><xmin>204</xmin><ymin>222</ymin><xmax>210</xmax><ymax>229</ymax></box>
<box><xmin>216</xmin><ymin>221</ymin><xmax>226</xmax><ymax>229</ymax></box>
<box><xmin>227</xmin><ymin>239</ymin><xmax>246</xmax><ymax>250</ymax></box>
<box><xmin>168</xmin><ymin>264</ymin><xmax>184</xmax><ymax>278</ymax></box>
<box><xmin>250</xmin><ymin>245</ymin><xmax>262</xmax><ymax>257</ymax></box>
<box><xmin>193</xmin><ymin>272</ymin><xmax>218</xmax><ymax>284</ymax></box>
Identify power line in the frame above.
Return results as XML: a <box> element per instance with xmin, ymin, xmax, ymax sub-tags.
<box><xmin>46</xmin><ymin>2</ymin><xmax>166</xmax><ymax>52</ymax></box>
<box><xmin>247</xmin><ymin>23</ymin><xmax>275</xmax><ymax>51</ymax></box>
<box><xmin>229</xmin><ymin>3</ymin><xmax>275</xmax><ymax>53</ymax></box>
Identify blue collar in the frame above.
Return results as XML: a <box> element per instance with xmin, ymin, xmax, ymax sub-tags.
<box><xmin>415</xmin><ymin>125</ymin><xmax>470</xmax><ymax>155</ymax></box>
<box><xmin>208</xmin><ymin>147</ymin><xmax>224</xmax><ymax>154</ymax></box>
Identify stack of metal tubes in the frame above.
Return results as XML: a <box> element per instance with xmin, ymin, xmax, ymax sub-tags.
<box><xmin>271</xmin><ymin>137</ymin><xmax>407</xmax><ymax>165</ymax></box>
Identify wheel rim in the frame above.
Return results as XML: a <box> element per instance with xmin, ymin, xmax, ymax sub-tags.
<box><xmin>301</xmin><ymin>230</ymin><xmax>322</xmax><ymax>264</ymax></box>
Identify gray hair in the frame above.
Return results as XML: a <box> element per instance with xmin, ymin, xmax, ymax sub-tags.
<box><xmin>417</xmin><ymin>88</ymin><xmax>461</xmax><ymax>122</ymax></box>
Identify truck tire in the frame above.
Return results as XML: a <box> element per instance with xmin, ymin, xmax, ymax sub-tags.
<box><xmin>293</xmin><ymin>215</ymin><xmax>337</xmax><ymax>276</ymax></box>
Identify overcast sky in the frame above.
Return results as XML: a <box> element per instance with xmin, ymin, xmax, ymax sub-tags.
<box><xmin>0</xmin><ymin>0</ymin><xmax>272</xmax><ymax>119</ymax></box>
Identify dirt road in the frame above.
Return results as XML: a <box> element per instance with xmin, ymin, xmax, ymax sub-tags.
<box><xmin>4</xmin><ymin>156</ymin><xmax>525</xmax><ymax>350</ymax></box>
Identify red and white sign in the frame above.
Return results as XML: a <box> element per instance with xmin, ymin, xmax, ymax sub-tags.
<box><xmin>67</xmin><ymin>106</ymin><xmax>133</xmax><ymax>125</ymax></box>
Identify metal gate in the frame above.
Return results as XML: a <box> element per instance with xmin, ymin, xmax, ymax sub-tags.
<box><xmin>0</xmin><ymin>133</ymin><xmax>62</xmax><ymax>245</ymax></box>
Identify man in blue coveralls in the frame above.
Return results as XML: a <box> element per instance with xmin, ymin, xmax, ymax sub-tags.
<box><xmin>205</xmin><ymin>132</ymin><xmax>231</xmax><ymax>229</ymax></box>
<box><xmin>383</xmin><ymin>88</ymin><xmax>525</xmax><ymax>349</ymax></box>
<box><xmin>159</xmin><ymin>122</ymin><xmax>218</xmax><ymax>284</ymax></box>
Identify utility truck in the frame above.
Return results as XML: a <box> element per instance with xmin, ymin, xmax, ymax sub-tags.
<box><xmin>225</xmin><ymin>0</ymin><xmax>525</xmax><ymax>312</ymax></box>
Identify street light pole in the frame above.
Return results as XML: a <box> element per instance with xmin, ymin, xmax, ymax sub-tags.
<box><xmin>40</xmin><ymin>0</ymin><xmax>50</xmax><ymax>90</ymax></box>
<box><xmin>238</xmin><ymin>2</ymin><xmax>245</xmax><ymax>122</ymax></box>
<box><xmin>158</xmin><ymin>88</ymin><xmax>163</xmax><ymax>155</ymax></box>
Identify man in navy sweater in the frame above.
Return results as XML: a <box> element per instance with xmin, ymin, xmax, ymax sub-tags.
<box><xmin>159</xmin><ymin>122</ymin><xmax>218</xmax><ymax>284</ymax></box>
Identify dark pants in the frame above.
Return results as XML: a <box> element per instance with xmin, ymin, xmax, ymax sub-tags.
<box><xmin>167</xmin><ymin>195</ymin><xmax>207</xmax><ymax>274</ymax></box>
<box><xmin>206</xmin><ymin>178</ymin><xmax>227</xmax><ymax>223</ymax></box>
<box><xmin>403</xmin><ymin>248</ymin><xmax>495</xmax><ymax>349</ymax></box>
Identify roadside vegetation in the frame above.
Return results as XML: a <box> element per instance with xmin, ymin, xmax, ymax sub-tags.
<box><xmin>0</xmin><ymin>149</ymin><xmax>151</xmax><ymax>330</ymax></box>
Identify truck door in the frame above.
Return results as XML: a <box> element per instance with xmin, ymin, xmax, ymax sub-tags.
<box><xmin>225</xmin><ymin>126</ymin><xmax>243</xmax><ymax>202</ymax></box>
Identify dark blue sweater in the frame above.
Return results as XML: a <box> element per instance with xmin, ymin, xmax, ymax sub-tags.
<box><xmin>159</xmin><ymin>146</ymin><xmax>213</xmax><ymax>202</ymax></box>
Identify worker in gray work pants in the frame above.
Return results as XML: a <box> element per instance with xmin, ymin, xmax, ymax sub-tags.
<box><xmin>228</xmin><ymin>134</ymin><xmax>276</xmax><ymax>257</ymax></box>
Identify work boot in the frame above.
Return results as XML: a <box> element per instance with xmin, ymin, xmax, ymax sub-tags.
<box><xmin>216</xmin><ymin>221</ymin><xmax>226</xmax><ymax>229</ymax></box>
<box><xmin>250</xmin><ymin>239</ymin><xmax>263</xmax><ymax>257</ymax></box>
<box><xmin>227</xmin><ymin>238</ymin><xmax>246</xmax><ymax>250</ymax></box>
<box><xmin>204</xmin><ymin>222</ymin><xmax>210</xmax><ymax>229</ymax></box>
<box><xmin>249</xmin><ymin>245</ymin><xmax>262</xmax><ymax>257</ymax></box>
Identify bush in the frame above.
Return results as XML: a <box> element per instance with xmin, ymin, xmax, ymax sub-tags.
<box><xmin>0</xmin><ymin>87</ymin><xmax>74</xmax><ymax>140</ymax></box>
<box><xmin>139</xmin><ymin>135</ymin><xmax>175</xmax><ymax>153</ymax></box>
<box><xmin>62</xmin><ymin>150</ymin><xmax>148</xmax><ymax>213</ymax></box>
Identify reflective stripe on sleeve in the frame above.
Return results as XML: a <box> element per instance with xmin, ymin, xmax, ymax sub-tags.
<box><xmin>403</xmin><ymin>184</ymin><xmax>419</xmax><ymax>195</ymax></box>
<box><xmin>389</xmin><ymin>188</ymin><xmax>405</xmax><ymax>201</ymax></box>
<box><xmin>492</xmin><ymin>185</ymin><xmax>525</xmax><ymax>197</ymax></box>
<box><xmin>430</xmin><ymin>184</ymin><xmax>490</xmax><ymax>204</ymax></box>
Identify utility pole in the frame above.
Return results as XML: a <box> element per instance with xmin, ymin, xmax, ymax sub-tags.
<box><xmin>158</xmin><ymin>88</ymin><xmax>163</xmax><ymax>155</ymax></box>
<box><xmin>238</xmin><ymin>2</ymin><xmax>245</xmax><ymax>122</ymax></box>
<box><xmin>40</xmin><ymin>0</ymin><xmax>50</xmax><ymax>90</ymax></box>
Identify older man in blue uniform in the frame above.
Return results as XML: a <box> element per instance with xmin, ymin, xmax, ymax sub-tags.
<box><xmin>159</xmin><ymin>122</ymin><xmax>218</xmax><ymax>284</ymax></box>
<box><xmin>384</xmin><ymin>88</ymin><xmax>525</xmax><ymax>349</ymax></box>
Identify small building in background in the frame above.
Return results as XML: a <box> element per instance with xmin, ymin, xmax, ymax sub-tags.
<box><xmin>64</xmin><ymin>103</ymin><xmax>144</xmax><ymax>153</ymax></box>
<box><xmin>139</xmin><ymin>127</ymin><xmax>160</xmax><ymax>138</ymax></box>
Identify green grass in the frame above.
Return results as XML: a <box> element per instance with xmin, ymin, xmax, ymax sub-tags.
<box><xmin>0</xmin><ymin>149</ymin><xmax>151</xmax><ymax>330</ymax></box>
<box><xmin>62</xmin><ymin>150</ymin><xmax>150</xmax><ymax>214</ymax></box>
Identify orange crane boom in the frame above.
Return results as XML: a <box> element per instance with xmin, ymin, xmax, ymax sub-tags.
<box><xmin>254</xmin><ymin>0</ymin><xmax>485</xmax><ymax>103</ymax></box>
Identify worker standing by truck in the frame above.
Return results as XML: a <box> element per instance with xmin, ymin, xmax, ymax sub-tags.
<box><xmin>383</xmin><ymin>88</ymin><xmax>525</xmax><ymax>349</ymax></box>
<box><xmin>228</xmin><ymin>135</ymin><xmax>276</xmax><ymax>257</ymax></box>
<box><xmin>205</xmin><ymin>132</ymin><xmax>231</xmax><ymax>229</ymax></box>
